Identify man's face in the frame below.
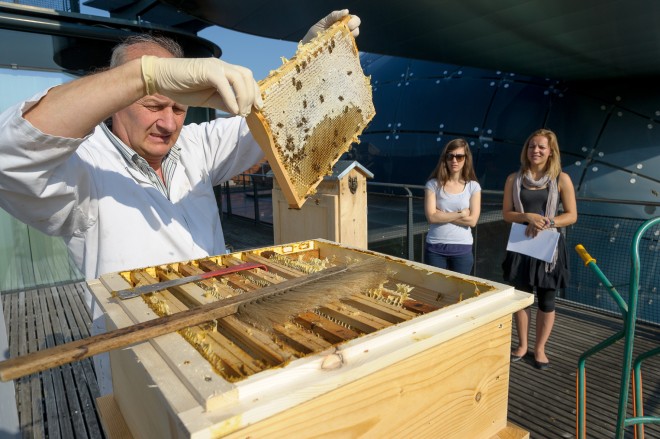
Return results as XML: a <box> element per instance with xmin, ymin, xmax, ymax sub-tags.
<box><xmin>112</xmin><ymin>95</ymin><xmax>187</xmax><ymax>167</ymax></box>
<box><xmin>111</xmin><ymin>42</ymin><xmax>188</xmax><ymax>168</ymax></box>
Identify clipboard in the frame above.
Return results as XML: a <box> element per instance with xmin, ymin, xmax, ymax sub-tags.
<box><xmin>506</xmin><ymin>223</ymin><xmax>560</xmax><ymax>263</ymax></box>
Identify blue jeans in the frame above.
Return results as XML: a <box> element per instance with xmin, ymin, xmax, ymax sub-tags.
<box><xmin>425</xmin><ymin>249</ymin><xmax>474</xmax><ymax>275</ymax></box>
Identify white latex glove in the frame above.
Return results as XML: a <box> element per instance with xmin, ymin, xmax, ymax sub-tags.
<box><xmin>301</xmin><ymin>9</ymin><xmax>361</xmax><ymax>44</ymax></box>
<box><xmin>141</xmin><ymin>56</ymin><xmax>263</xmax><ymax>116</ymax></box>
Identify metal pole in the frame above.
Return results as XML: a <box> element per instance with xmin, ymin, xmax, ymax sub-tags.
<box><xmin>405</xmin><ymin>187</ymin><xmax>413</xmax><ymax>260</ymax></box>
<box><xmin>253</xmin><ymin>177</ymin><xmax>260</xmax><ymax>224</ymax></box>
<box><xmin>615</xmin><ymin>217</ymin><xmax>660</xmax><ymax>438</ymax></box>
<box><xmin>224</xmin><ymin>181</ymin><xmax>232</xmax><ymax>216</ymax></box>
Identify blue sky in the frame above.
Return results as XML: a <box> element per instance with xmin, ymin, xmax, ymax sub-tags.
<box><xmin>198</xmin><ymin>27</ymin><xmax>299</xmax><ymax>81</ymax></box>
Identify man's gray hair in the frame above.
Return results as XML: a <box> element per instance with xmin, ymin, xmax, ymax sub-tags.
<box><xmin>110</xmin><ymin>34</ymin><xmax>184</xmax><ymax>67</ymax></box>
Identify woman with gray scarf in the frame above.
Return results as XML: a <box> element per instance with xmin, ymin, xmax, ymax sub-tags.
<box><xmin>502</xmin><ymin>129</ymin><xmax>577</xmax><ymax>370</ymax></box>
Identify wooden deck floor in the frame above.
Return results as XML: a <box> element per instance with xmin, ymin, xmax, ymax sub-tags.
<box><xmin>509</xmin><ymin>304</ymin><xmax>660</xmax><ymax>439</ymax></box>
<box><xmin>2</xmin><ymin>283</ymin><xmax>103</xmax><ymax>438</ymax></box>
<box><xmin>1</xmin><ymin>216</ymin><xmax>658</xmax><ymax>438</ymax></box>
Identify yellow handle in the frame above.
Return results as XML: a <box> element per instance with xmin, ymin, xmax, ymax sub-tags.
<box><xmin>575</xmin><ymin>244</ymin><xmax>596</xmax><ymax>266</ymax></box>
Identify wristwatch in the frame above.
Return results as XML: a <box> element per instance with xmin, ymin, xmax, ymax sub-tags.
<box><xmin>549</xmin><ymin>218</ymin><xmax>555</xmax><ymax>227</ymax></box>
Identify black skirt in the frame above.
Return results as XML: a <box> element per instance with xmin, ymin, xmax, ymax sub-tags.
<box><xmin>502</xmin><ymin>233</ymin><xmax>570</xmax><ymax>291</ymax></box>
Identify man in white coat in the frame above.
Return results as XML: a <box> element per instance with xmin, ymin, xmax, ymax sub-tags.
<box><xmin>0</xmin><ymin>9</ymin><xmax>360</xmax><ymax>394</ymax></box>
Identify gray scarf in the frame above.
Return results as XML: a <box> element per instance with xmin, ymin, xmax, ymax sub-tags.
<box><xmin>513</xmin><ymin>171</ymin><xmax>559</xmax><ymax>272</ymax></box>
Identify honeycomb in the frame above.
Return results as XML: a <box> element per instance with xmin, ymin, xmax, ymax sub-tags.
<box><xmin>247</xmin><ymin>17</ymin><xmax>376</xmax><ymax>209</ymax></box>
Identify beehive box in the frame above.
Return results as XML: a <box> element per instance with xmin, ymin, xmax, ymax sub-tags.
<box><xmin>88</xmin><ymin>239</ymin><xmax>532</xmax><ymax>439</ymax></box>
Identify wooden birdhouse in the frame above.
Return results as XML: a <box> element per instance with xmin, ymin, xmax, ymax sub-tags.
<box><xmin>272</xmin><ymin>160</ymin><xmax>373</xmax><ymax>249</ymax></box>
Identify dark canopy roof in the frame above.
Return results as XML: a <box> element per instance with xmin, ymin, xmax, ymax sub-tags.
<box><xmin>156</xmin><ymin>0</ymin><xmax>660</xmax><ymax>81</ymax></box>
<box><xmin>0</xmin><ymin>2</ymin><xmax>219</xmax><ymax>73</ymax></box>
<box><xmin>3</xmin><ymin>0</ymin><xmax>659</xmax><ymax>81</ymax></box>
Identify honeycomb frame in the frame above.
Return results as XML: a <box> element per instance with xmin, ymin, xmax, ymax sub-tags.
<box><xmin>247</xmin><ymin>16</ymin><xmax>376</xmax><ymax>209</ymax></box>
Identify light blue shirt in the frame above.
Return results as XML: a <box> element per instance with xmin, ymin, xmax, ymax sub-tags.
<box><xmin>425</xmin><ymin>179</ymin><xmax>481</xmax><ymax>245</ymax></box>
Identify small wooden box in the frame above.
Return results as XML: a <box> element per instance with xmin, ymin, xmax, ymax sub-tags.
<box><xmin>272</xmin><ymin>160</ymin><xmax>372</xmax><ymax>248</ymax></box>
<box><xmin>89</xmin><ymin>239</ymin><xmax>532</xmax><ymax>439</ymax></box>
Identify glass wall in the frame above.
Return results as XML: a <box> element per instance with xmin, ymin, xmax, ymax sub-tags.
<box><xmin>0</xmin><ymin>68</ymin><xmax>84</xmax><ymax>292</ymax></box>
<box><xmin>357</xmin><ymin>53</ymin><xmax>659</xmax><ymax>222</ymax></box>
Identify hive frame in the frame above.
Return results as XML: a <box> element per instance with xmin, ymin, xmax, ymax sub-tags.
<box><xmin>247</xmin><ymin>16</ymin><xmax>375</xmax><ymax>209</ymax></box>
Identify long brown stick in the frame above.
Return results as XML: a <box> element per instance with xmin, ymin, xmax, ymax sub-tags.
<box><xmin>0</xmin><ymin>264</ymin><xmax>350</xmax><ymax>382</ymax></box>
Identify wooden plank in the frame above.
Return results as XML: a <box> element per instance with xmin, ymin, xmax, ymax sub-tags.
<box><xmin>96</xmin><ymin>394</ymin><xmax>134</xmax><ymax>439</ymax></box>
<box><xmin>0</xmin><ymin>292</ymin><xmax>20</xmax><ymax>438</ymax></box>
<box><xmin>2</xmin><ymin>293</ymin><xmax>9</xmax><ymax>334</ymax></box>
<box><xmin>152</xmin><ymin>267</ymin><xmax>297</xmax><ymax>368</ymax></box>
<box><xmin>64</xmin><ymin>283</ymin><xmax>94</xmax><ymax>334</ymax></box>
<box><xmin>7</xmin><ymin>293</ymin><xmax>19</xmax><ymax>360</ymax></box>
<box><xmin>46</xmin><ymin>288</ymin><xmax>88</xmax><ymax>438</ymax></box>
<box><xmin>490</xmin><ymin>422</ymin><xmax>530</xmax><ymax>439</ymax></box>
<box><xmin>69</xmin><ymin>283</ymin><xmax>106</xmax><ymax>412</ymax></box>
<box><xmin>88</xmin><ymin>278</ymin><xmax>210</xmax><ymax>438</ymax></box>
<box><xmin>204</xmin><ymin>329</ymin><xmax>264</xmax><ymax>379</ymax></box>
<box><xmin>16</xmin><ymin>291</ymin><xmax>33</xmax><ymax>435</ymax></box>
<box><xmin>39</xmin><ymin>290</ymin><xmax>75</xmax><ymax>439</ymax></box>
<box><xmin>255</xmin><ymin>250</ymin><xmax>330</xmax><ymax>277</ymax></box>
<box><xmin>317</xmin><ymin>301</ymin><xmax>391</xmax><ymax>333</ymax></box>
<box><xmin>245</xmin><ymin>253</ymin><xmax>302</xmax><ymax>279</ymax></box>
<box><xmin>337</xmin><ymin>169</ymin><xmax>369</xmax><ymax>248</ymax></box>
<box><xmin>223</xmin><ymin>315</ymin><xmax>513</xmax><ymax>439</ymax></box>
<box><xmin>175</xmin><ymin>263</ymin><xmax>220</xmax><ymax>290</ymax></box>
<box><xmin>342</xmin><ymin>294</ymin><xmax>417</xmax><ymax>323</ymax></box>
<box><xmin>150</xmin><ymin>269</ymin><xmax>293</xmax><ymax>372</ymax></box>
<box><xmin>294</xmin><ymin>312</ymin><xmax>360</xmax><ymax>343</ymax></box>
<box><xmin>26</xmin><ymin>290</ymin><xmax>44</xmax><ymax>439</ymax></box>
<box><xmin>384</xmin><ymin>279</ymin><xmax>460</xmax><ymax>309</ymax></box>
<box><xmin>197</xmin><ymin>260</ymin><xmax>261</xmax><ymax>292</ymax></box>
<box><xmin>154</xmin><ymin>269</ymin><xmax>212</xmax><ymax>309</ymax></box>
<box><xmin>147</xmin><ymin>274</ymin><xmax>267</xmax><ymax>379</ymax></box>
<box><xmin>176</xmin><ymin>263</ymin><xmax>240</xmax><ymax>299</ymax></box>
<box><xmin>59</xmin><ymin>283</ymin><xmax>103</xmax><ymax>438</ymax></box>
<box><xmin>272</xmin><ymin>323</ymin><xmax>333</xmax><ymax>354</ymax></box>
<box><xmin>223</xmin><ymin>256</ymin><xmax>284</xmax><ymax>284</ymax></box>
<box><xmin>32</xmin><ymin>289</ymin><xmax>60</xmax><ymax>439</ymax></box>
<box><xmin>216</xmin><ymin>317</ymin><xmax>295</xmax><ymax>366</ymax></box>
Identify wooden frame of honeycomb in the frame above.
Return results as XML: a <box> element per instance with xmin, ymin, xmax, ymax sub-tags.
<box><xmin>247</xmin><ymin>16</ymin><xmax>376</xmax><ymax>209</ymax></box>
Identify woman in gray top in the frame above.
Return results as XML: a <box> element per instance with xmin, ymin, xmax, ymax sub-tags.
<box><xmin>424</xmin><ymin>138</ymin><xmax>481</xmax><ymax>275</ymax></box>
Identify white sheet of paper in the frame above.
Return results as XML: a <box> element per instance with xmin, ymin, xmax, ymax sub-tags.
<box><xmin>506</xmin><ymin>223</ymin><xmax>560</xmax><ymax>263</ymax></box>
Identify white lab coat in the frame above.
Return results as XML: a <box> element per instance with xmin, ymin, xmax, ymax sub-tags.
<box><xmin>0</xmin><ymin>89</ymin><xmax>263</xmax><ymax>280</ymax></box>
<box><xmin>0</xmin><ymin>90</ymin><xmax>264</xmax><ymax>395</ymax></box>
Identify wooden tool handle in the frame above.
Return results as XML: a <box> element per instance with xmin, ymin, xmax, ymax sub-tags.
<box><xmin>0</xmin><ymin>264</ymin><xmax>348</xmax><ymax>382</ymax></box>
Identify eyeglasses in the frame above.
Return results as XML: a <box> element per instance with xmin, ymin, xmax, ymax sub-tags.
<box><xmin>446</xmin><ymin>153</ymin><xmax>466</xmax><ymax>162</ymax></box>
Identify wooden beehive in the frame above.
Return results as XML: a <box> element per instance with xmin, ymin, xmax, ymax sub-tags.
<box><xmin>272</xmin><ymin>160</ymin><xmax>372</xmax><ymax>248</ymax></box>
<box><xmin>89</xmin><ymin>240</ymin><xmax>532</xmax><ymax>439</ymax></box>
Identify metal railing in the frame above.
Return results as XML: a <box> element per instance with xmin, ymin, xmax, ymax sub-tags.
<box><xmin>220</xmin><ymin>173</ymin><xmax>660</xmax><ymax>325</ymax></box>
